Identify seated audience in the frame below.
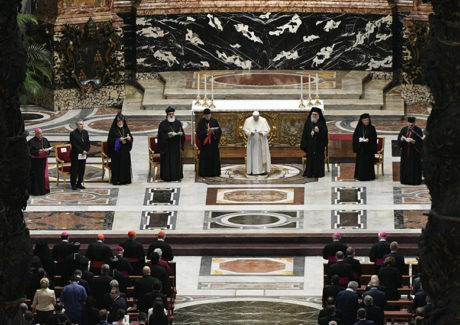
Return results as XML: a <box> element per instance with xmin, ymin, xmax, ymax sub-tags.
<box><xmin>148</xmin><ymin>301</ymin><xmax>169</xmax><ymax>325</ymax></box>
<box><xmin>108</xmin><ymin>287</ymin><xmax>127</xmax><ymax>323</ymax></box>
<box><xmin>383</xmin><ymin>241</ymin><xmax>406</xmax><ymax>275</ymax></box>
<box><xmin>318</xmin><ymin>305</ymin><xmax>343</xmax><ymax>325</ymax></box>
<box><xmin>112</xmin><ymin>309</ymin><xmax>129</xmax><ymax>325</ymax></box>
<box><xmin>148</xmin><ymin>230</ymin><xmax>174</xmax><ymax>261</ymax></box>
<box><xmin>95</xmin><ymin>309</ymin><xmax>111</xmax><ymax>325</ymax></box>
<box><xmin>154</xmin><ymin>247</ymin><xmax>173</xmax><ymax>275</ymax></box>
<box><xmin>362</xmin><ymin>275</ymin><xmax>386</xmax><ymax>310</ymax></box>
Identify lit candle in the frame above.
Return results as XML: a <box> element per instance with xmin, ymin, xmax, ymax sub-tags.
<box><xmin>197</xmin><ymin>72</ymin><xmax>200</xmax><ymax>97</ymax></box>
<box><xmin>300</xmin><ymin>75</ymin><xmax>303</xmax><ymax>99</ymax></box>
<box><xmin>316</xmin><ymin>73</ymin><xmax>319</xmax><ymax>97</ymax></box>
<box><xmin>204</xmin><ymin>74</ymin><xmax>207</xmax><ymax>98</ymax></box>
<box><xmin>308</xmin><ymin>74</ymin><xmax>311</xmax><ymax>99</ymax></box>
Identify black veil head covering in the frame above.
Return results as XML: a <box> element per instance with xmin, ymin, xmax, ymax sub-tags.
<box><xmin>110</xmin><ymin>112</ymin><xmax>129</xmax><ymax>130</ymax></box>
<box><xmin>407</xmin><ymin>116</ymin><xmax>416</xmax><ymax>123</ymax></box>
<box><xmin>307</xmin><ymin>107</ymin><xmax>326</xmax><ymax>124</ymax></box>
<box><xmin>165</xmin><ymin>106</ymin><xmax>175</xmax><ymax>114</ymax></box>
<box><xmin>357</xmin><ymin>113</ymin><xmax>372</xmax><ymax>126</ymax></box>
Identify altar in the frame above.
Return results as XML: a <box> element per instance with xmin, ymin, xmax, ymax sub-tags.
<box><xmin>192</xmin><ymin>99</ymin><xmax>324</xmax><ymax>148</ymax></box>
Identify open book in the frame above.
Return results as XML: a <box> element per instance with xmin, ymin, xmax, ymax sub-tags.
<box><xmin>168</xmin><ymin>131</ymin><xmax>179</xmax><ymax>136</ymax></box>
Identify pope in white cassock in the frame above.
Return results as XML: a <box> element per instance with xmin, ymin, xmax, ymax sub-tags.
<box><xmin>243</xmin><ymin>111</ymin><xmax>271</xmax><ymax>175</ymax></box>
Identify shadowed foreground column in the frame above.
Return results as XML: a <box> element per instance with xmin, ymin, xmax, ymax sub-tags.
<box><xmin>0</xmin><ymin>0</ymin><xmax>32</xmax><ymax>324</ymax></box>
<box><xmin>419</xmin><ymin>0</ymin><xmax>460</xmax><ymax>323</ymax></box>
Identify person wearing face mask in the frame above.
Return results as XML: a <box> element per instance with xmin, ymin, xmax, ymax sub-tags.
<box><xmin>107</xmin><ymin>113</ymin><xmax>133</xmax><ymax>185</ymax></box>
<box><xmin>158</xmin><ymin>107</ymin><xmax>185</xmax><ymax>181</ymax></box>
<box><xmin>300</xmin><ymin>107</ymin><xmax>328</xmax><ymax>178</ymax></box>
<box><xmin>353</xmin><ymin>113</ymin><xmax>377</xmax><ymax>181</ymax></box>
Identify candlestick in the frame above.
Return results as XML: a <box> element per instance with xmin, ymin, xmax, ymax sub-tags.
<box><xmin>194</xmin><ymin>72</ymin><xmax>201</xmax><ymax>106</ymax></box>
<box><xmin>300</xmin><ymin>75</ymin><xmax>303</xmax><ymax>99</ymax></box>
<box><xmin>308</xmin><ymin>74</ymin><xmax>311</xmax><ymax>99</ymax></box>
<box><xmin>315</xmin><ymin>72</ymin><xmax>319</xmax><ymax>97</ymax></box>
<box><xmin>209</xmin><ymin>75</ymin><xmax>216</xmax><ymax>108</ymax></box>
<box><xmin>203</xmin><ymin>74</ymin><xmax>209</xmax><ymax>107</ymax></box>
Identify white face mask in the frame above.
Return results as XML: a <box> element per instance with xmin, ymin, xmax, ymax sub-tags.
<box><xmin>167</xmin><ymin>116</ymin><xmax>175</xmax><ymax>123</ymax></box>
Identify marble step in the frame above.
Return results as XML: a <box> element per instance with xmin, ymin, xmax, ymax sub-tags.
<box><xmin>31</xmin><ymin>233</ymin><xmax>420</xmax><ymax>256</ymax></box>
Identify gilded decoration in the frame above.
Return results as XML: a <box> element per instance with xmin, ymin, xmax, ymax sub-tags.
<box><xmin>60</xmin><ymin>18</ymin><xmax>120</xmax><ymax>92</ymax></box>
<box><xmin>195</xmin><ymin>111</ymin><xmax>308</xmax><ymax>148</ymax></box>
<box><xmin>402</xmin><ymin>20</ymin><xmax>429</xmax><ymax>84</ymax></box>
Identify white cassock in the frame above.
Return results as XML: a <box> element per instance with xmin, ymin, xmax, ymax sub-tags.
<box><xmin>243</xmin><ymin>116</ymin><xmax>271</xmax><ymax>174</ymax></box>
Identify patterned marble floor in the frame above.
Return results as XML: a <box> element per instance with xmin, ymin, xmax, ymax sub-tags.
<box><xmin>23</xmin><ymin>106</ymin><xmax>430</xmax><ymax>315</ymax></box>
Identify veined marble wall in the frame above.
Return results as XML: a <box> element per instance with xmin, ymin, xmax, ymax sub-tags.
<box><xmin>136</xmin><ymin>12</ymin><xmax>393</xmax><ymax>72</ymax></box>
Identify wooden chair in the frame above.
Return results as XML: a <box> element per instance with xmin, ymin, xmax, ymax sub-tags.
<box><xmin>148</xmin><ymin>136</ymin><xmax>161</xmax><ymax>180</ymax></box>
<box><xmin>194</xmin><ymin>132</ymin><xmax>202</xmax><ymax>177</ymax></box>
<box><xmin>55</xmin><ymin>144</ymin><xmax>72</xmax><ymax>187</ymax></box>
<box><xmin>375</xmin><ymin>135</ymin><xmax>385</xmax><ymax>176</ymax></box>
<box><xmin>100</xmin><ymin>140</ymin><xmax>111</xmax><ymax>182</ymax></box>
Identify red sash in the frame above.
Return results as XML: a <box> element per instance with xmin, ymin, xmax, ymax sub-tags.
<box><xmin>90</xmin><ymin>260</ymin><xmax>105</xmax><ymax>268</ymax></box>
<box><xmin>203</xmin><ymin>122</ymin><xmax>212</xmax><ymax>145</ymax></box>
<box><xmin>127</xmin><ymin>257</ymin><xmax>141</xmax><ymax>263</ymax></box>
<box><xmin>328</xmin><ymin>256</ymin><xmax>337</xmax><ymax>263</ymax></box>
<box><xmin>375</xmin><ymin>258</ymin><xmax>384</xmax><ymax>266</ymax></box>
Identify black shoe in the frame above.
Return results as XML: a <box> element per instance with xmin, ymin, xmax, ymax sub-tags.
<box><xmin>76</xmin><ymin>184</ymin><xmax>86</xmax><ymax>189</ymax></box>
<box><xmin>72</xmin><ymin>185</ymin><xmax>77</xmax><ymax>190</ymax></box>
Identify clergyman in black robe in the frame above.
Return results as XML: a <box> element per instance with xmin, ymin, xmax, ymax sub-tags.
<box><xmin>196</xmin><ymin>108</ymin><xmax>222</xmax><ymax>177</ymax></box>
<box><xmin>107</xmin><ymin>113</ymin><xmax>133</xmax><ymax>185</ymax></box>
<box><xmin>300</xmin><ymin>107</ymin><xmax>328</xmax><ymax>178</ymax></box>
<box><xmin>353</xmin><ymin>113</ymin><xmax>377</xmax><ymax>181</ymax></box>
<box><xmin>28</xmin><ymin>128</ymin><xmax>52</xmax><ymax>195</ymax></box>
<box><xmin>398</xmin><ymin>116</ymin><xmax>423</xmax><ymax>185</ymax></box>
<box><xmin>158</xmin><ymin>107</ymin><xmax>185</xmax><ymax>181</ymax></box>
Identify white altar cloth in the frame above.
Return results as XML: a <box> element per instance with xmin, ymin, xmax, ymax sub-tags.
<box><xmin>191</xmin><ymin>99</ymin><xmax>324</xmax><ymax>112</ymax></box>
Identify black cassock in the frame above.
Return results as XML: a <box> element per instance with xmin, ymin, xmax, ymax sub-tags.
<box><xmin>28</xmin><ymin>136</ymin><xmax>51</xmax><ymax>195</ymax></box>
<box><xmin>196</xmin><ymin>117</ymin><xmax>222</xmax><ymax>177</ymax></box>
<box><xmin>353</xmin><ymin>124</ymin><xmax>377</xmax><ymax>181</ymax></box>
<box><xmin>398</xmin><ymin>126</ymin><xmax>423</xmax><ymax>185</ymax></box>
<box><xmin>158</xmin><ymin>119</ymin><xmax>185</xmax><ymax>181</ymax></box>
<box><xmin>108</xmin><ymin>123</ymin><xmax>133</xmax><ymax>185</ymax></box>
<box><xmin>300</xmin><ymin>120</ymin><xmax>328</xmax><ymax>177</ymax></box>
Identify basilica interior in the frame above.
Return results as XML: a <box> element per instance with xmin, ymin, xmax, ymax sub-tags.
<box><xmin>2</xmin><ymin>0</ymin><xmax>449</xmax><ymax>324</ymax></box>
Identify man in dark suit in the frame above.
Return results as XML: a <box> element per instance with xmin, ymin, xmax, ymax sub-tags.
<box><xmin>92</xmin><ymin>264</ymin><xmax>114</xmax><ymax>308</ymax></box>
<box><xmin>344</xmin><ymin>247</ymin><xmax>362</xmax><ymax>284</ymax></box>
<box><xmin>120</xmin><ymin>230</ymin><xmax>145</xmax><ymax>274</ymax></box>
<box><xmin>70</xmin><ymin>119</ymin><xmax>90</xmax><ymax>190</ymax></box>
<box><xmin>362</xmin><ymin>275</ymin><xmax>387</xmax><ymax>310</ymax></box>
<box><xmin>135</xmin><ymin>266</ymin><xmax>162</xmax><ymax>309</ymax></box>
<box><xmin>52</xmin><ymin>232</ymin><xmax>73</xmax><ymax>276</ymax></box>
<box><xmin>353</xmin><ymin>308</ymin><xmax>375</xmax><ymax>325</ymax></box>
<box><xmin>107</xmin><ymin>287</ymin><xmax>127</xmax><ymax>323</ymax></box>
<box><xmin>318</xmin><ymin>305</ymin><xmax>342</xmax><ymax>325</ymax></box>
<box><xmin>383</xmin><ymin>241</ymin><xmax>406</xmax><ymax>276</ymax></box>
<box><xmin>328</xmin><ymin>251</ymin><xmax>353</xmax><ymax>286</ymax></box>
<box><xmin>335</xmin><ymin>281</ymin><xmax>359</xmax><ymax>325</ymax></box>
<box><xmin>322</xmin><ymin>274</ymin><xmax>345</xmax><ymax>305</ymax></box>
<box><xmin>149</xmin><ymin>252</ymin><xmax>171</xmax><ymax>296</ymax></box>
<box><xmin>139</xmin><ymin>279</ymin><xmax>168</xmax><ymax>313</ymax></box>
<box><xmin>147</xmin><ymin>231</ymin><xmax>174</xmax><ymax>261</ymax></box>
<box><xmin>86</xmin><ymin>234</ymin><xmax>113</xmax><ymax>273</ymax></box>
<box><xmin>362</xmin><ymin>296</ymin><xmax>383</xmax><ymax>325</ymax></box>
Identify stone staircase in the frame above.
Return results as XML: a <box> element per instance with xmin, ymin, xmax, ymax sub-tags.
<box><xmin>137</xmin><ymin>71</ymin><xmax>404</xmax><ymax>119</ymax></box>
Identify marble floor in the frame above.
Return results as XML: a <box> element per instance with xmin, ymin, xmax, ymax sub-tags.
<box><xmin>23</xmin><ymin>98</ymin><xmax>429</xmax><ymax>322</ymax></box>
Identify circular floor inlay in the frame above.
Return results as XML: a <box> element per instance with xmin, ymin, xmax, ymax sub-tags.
<box><xmin>23</xmin><ymin>113</ymin><xmax>45</xmax><ymax>121</ymax></box>
<box><xmin>228</xmin><ymin>214</ymin><xmax>279</xmax><ymax>225</ymax></box>
<box><xmin>213</xmin><ymin>72</ymin><xmax>314</xmax><ymax>88</ymax></box>
<box><xmin>220</xmin><ymin>164</ymin><xmax>300</xmax><ymax>180</ymax></box>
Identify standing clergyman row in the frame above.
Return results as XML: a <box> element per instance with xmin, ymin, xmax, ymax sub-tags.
<box><xmin>27</xmin><ymin>108</ymin><xmax>424</xmax><ymax>194</ymax></box>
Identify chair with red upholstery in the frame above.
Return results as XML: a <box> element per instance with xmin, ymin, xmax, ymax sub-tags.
<box><xmin>375</xmin><ymin>135</ymin><xmax>385</xmax><ymax>176</ymax></box>
<box><xmin>100</xmin><ymin>140</ymin><xmax>111</xmax><ymax>182</ymax></box>
<box><xmin>55</xmin><ymin>144</ymin><xmax>72</xmax><ymax>187</ymax></box>
<box><xmin>148</xmin><ymin>136</ymin><xmax>161</xmax><ymax>180</ymax></box>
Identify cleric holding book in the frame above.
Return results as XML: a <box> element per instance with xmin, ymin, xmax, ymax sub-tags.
<box><xmin>196</xmin><ymin>108</ymin><xmax>222</xmax><ymax>177</ymax></box>
<box><xmin>28</xmin><ymin>128</ymin><xmax>53</xmax><ymax>195</ymax></box>
<box><xmin>398</xmin><ymin>116</ymin><xmax>423</xmax><ymax>185</ymax></box>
